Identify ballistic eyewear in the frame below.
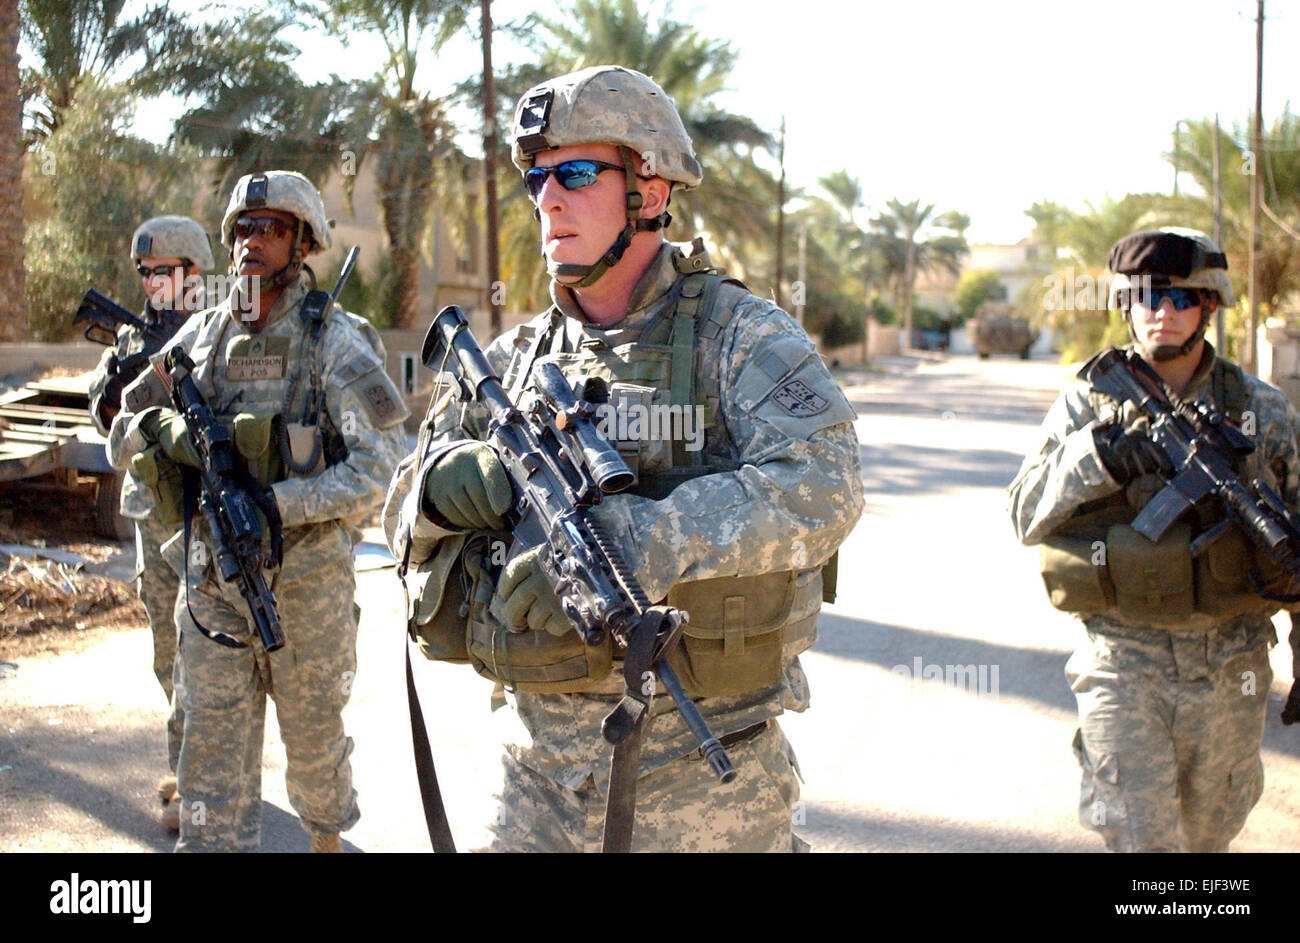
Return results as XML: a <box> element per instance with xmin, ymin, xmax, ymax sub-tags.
<box><xmin>524</xmin><ymin>159</ymin><xmax>624</xmax><ymax>201</ymax></box>
<box><xmin>232</xmin><ymin>216</ymin><xmax>294</xmax><ymax>242</ymax></box>
<box><xmin>1131</xmin><ymin>287</ymin><xmax>1204</xmax><ymax>311</ymax></box>
<box><xmin>136</xmin><ymin>262</ymin><xmax>184</xmax><ymax>278</ymax></box>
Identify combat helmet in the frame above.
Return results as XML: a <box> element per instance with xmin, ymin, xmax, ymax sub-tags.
<box><xmin>511</xmin><ymin>65</ymin><xmax>701</xmax><ymax>287</ymax></box>
<box><xmin>130</xmin><ymin>216</ymin><xmax>214</xmax><ymax>271</ymax></box>
<box><xmin>1106</xmin><ymin>227</ymin><xmax>1234</xmax><ymax>360</ymax></box>
<box><xmin>220</xmin><ymin>170</ymin><xmax>333</xmax><ymax>289</ymax></box>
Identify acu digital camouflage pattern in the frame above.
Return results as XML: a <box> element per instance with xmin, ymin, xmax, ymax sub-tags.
<box><xmin>1009</xmin><ymin>343</ymin><xmax>1300</xmax><ymax>852</ymax></box>
<box><xmin>386</xmin><ymin>242</ymin><xmax>863</xmax><ymax>852</ymax></box>
<box><xmin>136</xmin><ymin>516</ymin><xmax>183</xmax><ymax>772</ymax></box>
<box><xmin>488</xmin><ymin>721</ymin><xmax>806</xmax><ymax>852</ymax></box>
<box><xmin>88</xmin><ymin>304</ymin><xmax>197</xmax><ymax>775</ymax></box>
<box><xmin>110</xmin><ymin>272</ymin><xmax>409</xmax><ymax>851</ymax></box>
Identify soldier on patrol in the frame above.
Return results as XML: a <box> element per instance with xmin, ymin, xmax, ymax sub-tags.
<box><xmin>385</xmin><ymin>66</ymin><xmax>863</xmax><ymax>852</ymax></box>
<box><xmin>1009</xmin><ymin>227</ymin><xmax>1300</xmax><ymax>852</ymax></box>
<box><xmin>108</xmin><ymin>171</ymin><xmax>409</xmax><ymax>852</ymax></box>
<box><xmin>87</xmin><ymin>215</ymin><xmax>213</xmax><ymax>831</ymax></box>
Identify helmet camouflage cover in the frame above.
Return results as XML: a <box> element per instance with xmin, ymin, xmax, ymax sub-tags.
<box><xmin>511</xmin><ymin>65</ymin><xmax>702</xmax><ymax>189</ymax></box>
<box><xmin>1107</xmin><ymin>227</ymin><xmax>1235</xmax><ymax>309</ymax></box>
<box><xmin>130</xmin><ymin>216</ymin><xmax>214</xmax><ymax>270</ymax></box>
<box><xmin>219</xmin><ymin>170</ymin><xmax>333</xmax><ymax>252</ymax></box>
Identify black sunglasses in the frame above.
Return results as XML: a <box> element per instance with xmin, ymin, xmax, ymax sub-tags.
<box><xmin>136</xmin><ymin>262</ymin><xmax>184</xmax><ymax>278</ymax></box>
<box><xmin>232</xmin><ymin>216</ymin><xmax>293</xmax><ymax>242</ymax></box>
<box><xmin>524</xmin><ymin>159</ymin><xmax>624</xmax><ymax>200</ymax></box>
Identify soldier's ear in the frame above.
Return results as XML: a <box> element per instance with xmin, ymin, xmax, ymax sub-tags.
<box><xmin>637</xmin><ymin>176</ymin><xmax>671</xmax><ymax>219</ymax></box>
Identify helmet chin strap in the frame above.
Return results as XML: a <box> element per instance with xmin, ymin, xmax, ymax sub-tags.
<box><xmin>546</xmin><ymin>149</ymin><xmax>670</xmax><ymax>290</ymax></box>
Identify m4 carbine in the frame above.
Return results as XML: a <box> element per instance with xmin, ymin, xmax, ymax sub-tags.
<box><xmin>156</xmin><ymin>348</ymin><xmax>285</xmax><ymax>653</ymax></box>
<box><xmin>1084</xmin><ymin>348</ymin><xmax>1300</xmax><ymax>722</ymax></box>
<box><xmin>421</xmin><ymin>305</ymin><xmax>736</xmax><ymax>851</ymax></box>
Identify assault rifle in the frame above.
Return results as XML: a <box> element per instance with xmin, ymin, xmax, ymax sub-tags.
<box><xmin>73</xmin><ymin>288</ymin><xmax>168</xmax><ymax>348</ymax></box>
<box><xmin>155</xmin><ymin>347</ymin><xmax>285</xmax><ymax>653</ymax></box>
<box><xmin>421</xmin><ymin>305</ymin><xmax>736</xmax><ymax>851</ymax></box>
<box><xmin>1084</xmin><ymin>348</ymin><xmax>1300</xmax><ymax>723</ymax></box>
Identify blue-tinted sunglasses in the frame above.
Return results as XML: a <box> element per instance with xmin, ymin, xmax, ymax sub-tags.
<box><xmin>524</xmin><ymin>159</ymin><xmax>623</xmax><ymax>200</ymax></box>
<box><xmin>1132</xmin><ymin>287</ymin><xmax>1204</xmax><ymax>311</ymax></box>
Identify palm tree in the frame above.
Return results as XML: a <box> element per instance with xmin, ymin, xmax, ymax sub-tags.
<box><xmin>19</xmin><ymin>0</ymin><xmax>185</xmax><ymax>143</ymax></box>
<box><xmin>1167</xmin><ymin>112</ymin><xmax>1300</xmax><ymax>317</ymax></box>
<box><xmin>872</xmin><ymin>198</ymin><xmax>968</xmax><ymax>348</ymax></box>
<box><xmin>0</xmin><ymin>0</ymin><xmax>26</xmax><ymax>339</ymax></box>
<box><xmin>302</xmin><ymin>0</ymin><xmax>472</xmax><ymax>329</ymax></box>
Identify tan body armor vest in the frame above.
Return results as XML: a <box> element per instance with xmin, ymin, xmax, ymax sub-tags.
<box><xmin>414</xmin><ymin>261</ymin><xmax>832</xmax><ymax>696</ymax></box>
<box><xmin>1039</xmin><ymin>358</ymin><xmax>1287</xmax><ymax>629</ymax></box>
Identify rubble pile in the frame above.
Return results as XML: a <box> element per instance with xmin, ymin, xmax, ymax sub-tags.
<box><xmin>0</xmin><ymin>551</ymin><xmax>142</xmax><ymax>640</ymax></box>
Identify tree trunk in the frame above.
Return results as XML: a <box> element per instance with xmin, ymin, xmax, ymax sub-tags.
<box><xmin>0</xmin><ymin>0</ymin><xmax>26</xmax><ymax>340</ymax></box>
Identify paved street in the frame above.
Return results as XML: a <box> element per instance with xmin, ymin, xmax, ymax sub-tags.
<box><xmin>5</xmin><ymin>351</ymin><xmax>1300</xmax><ymax>852</ymax></box>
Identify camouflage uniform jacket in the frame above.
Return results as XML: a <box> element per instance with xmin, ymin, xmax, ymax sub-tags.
<box><xmin>89</xmin><ymin>308</ymin><xmax>190</xmax><ymax>520</ymax></box>
<box><xmin>385</xmin><ymin>242</ymin><xmax>864</xmax><ymax>792</ymax></box>
<box><xmin>109</xmin><ymin>274</ymin><xmax>409</xmax><ymax>558</ymax></box>
<box><xmin>1009</xmin><ymin>343</ymin><xmax>1300</xmax><ymax>650</ymax></box>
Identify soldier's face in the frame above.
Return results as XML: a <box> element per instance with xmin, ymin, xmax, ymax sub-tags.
<box><xmin>138</xmin><ymin>256</ymin><xmax>188</xmax><ymax>307</ymax></box>
<box><xmin>233</xmin><ymin>209</ymin><xmax>302</xmax><ymax>280</ymax></box>
<box><xmin>531</xmin><ymin>144</ymin><xmax>630</xmax><ymax>278</ymax></box>
<box><xmin>1130</xmin><ymin>294</ymin><xmax>1209</xmax><ymax>353</ymax></box>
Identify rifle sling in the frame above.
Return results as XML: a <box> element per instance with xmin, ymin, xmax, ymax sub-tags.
<box><xmin>180</xmin><ymin>470</ymin><xmax>246</xmax><ymax>650</ymax></box>
<box><xmin>406</xmin><ymin>641</ymin><xmax>457</xmax><ymax>853</ymax></box>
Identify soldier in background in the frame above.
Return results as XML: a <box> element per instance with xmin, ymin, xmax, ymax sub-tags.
<box><xmin>109</xmin><ymin>171</ymin><xmax>409</xmax><ymax>852</ymax></box>
<box><xmin>1009</xmin><ymin>228</ymin><xmax>1300</xmax><ymax>851</ymax></box>
<box><xmin>87</xmin><ymin>215</ymin><xmax>213</xmax><ymax>831</ymax></box>
<box><xmin>385</xmin><ymin>66</ymin><xmax>863</xmax><ymax>852</ymax></box>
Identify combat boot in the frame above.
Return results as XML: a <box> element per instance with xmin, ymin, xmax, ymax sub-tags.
<box><xmin>309</xmin><ymin>833</ymin><xmax>342</xmax><ymax>853</ymax></box>
<box><xmin>157</xmin><ymin>775</ymin><xmax>177</xmax><ymax>802</ymax></box>
<box><xmin>160</xmin><ymin>795</ymin><xmax>181</xmax><ymax>832</ymax></box>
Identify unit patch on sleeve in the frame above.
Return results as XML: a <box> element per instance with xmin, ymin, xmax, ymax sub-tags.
<box><xmin>772</xmin><ymin>378</ymin><xmax>830</xmax><ymax>416</ymax></box>
<box><xmin>364</xmin><ymin>382</ymin><xmax>399</xmax><ymax>419</ymax></box>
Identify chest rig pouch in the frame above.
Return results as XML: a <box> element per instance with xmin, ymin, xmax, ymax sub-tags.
<box><xmin>1040</xmin><ymin>359</ymin><xmax>1287</xmax><ymax>627</ymax></box>
<box><xmin>275</xmin><ymin>289</ymin><xmax>348</xmax><ymax>478</ymax></box>
<box><xmin>416</xmin><ymin>253</ymin><xmax>833</xmax><ymax>696</ymax></box>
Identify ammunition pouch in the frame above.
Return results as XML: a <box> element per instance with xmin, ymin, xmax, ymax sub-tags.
<box><xmin>463</xmin><ymin>540</ymin><xmax>614</xmax><ymax>692</ymax></box>
<box><xmin>228</xmin><ymin>412</ymin><xmax>284</xmax><ymax>488</ymax></box>
<box><xmin>1041</xmin><ymin>507</ymin><xmax>1281</xmax><ymax>625</ymax></box>
<box><xmin>131</xmin><ymin>444</ymin><xmax>185</xmax><ymax>526</ymax></box>
<box><xmin>665</xmin><ymin>567</ymin><xmax>821</xmax><ymax>697</ymax></box>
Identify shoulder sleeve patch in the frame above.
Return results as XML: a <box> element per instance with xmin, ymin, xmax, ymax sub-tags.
<box><xmin>772</xmin><ymin>378</ymin><xmax>830</xmax><ymax>417</ymax></box>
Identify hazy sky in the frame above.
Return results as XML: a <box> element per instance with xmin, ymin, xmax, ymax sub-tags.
<box><xmin>72</xmin><ymin>0</ymin><xmax>1300</xmax><ymax>245</ymax></box>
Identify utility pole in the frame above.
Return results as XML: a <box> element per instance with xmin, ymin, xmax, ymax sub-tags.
<box><xmin>1247</xmin><ymin>0</ymin><xmax>1263</xmax><ymax>375</ymax></box>
<box><xmin>774</xmin><ymin>116</ymin><xmax>786</xmax><ymax>310</ymax></box>
<box><xmin>1213</xmin><ymin>113</ymin><xmax>1224</xmax><ymax>351</ymax></box>
<box><xmin>482</xmin><ymin>0</ymin><xmax>502</xmax><ymax>337</ymax></box>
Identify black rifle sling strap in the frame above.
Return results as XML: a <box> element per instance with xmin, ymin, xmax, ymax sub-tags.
<box><xmin>406</xmin><ymin>641</ymin><xmax>457</xmax><ymax>853</ymax></box>
<box><xmin>399</xmin><ymin>402</ymin><xmax>457</xmax><ymax>853</ymax></box>
<box><xmin>601</xmin><ymin>606</ymin><xmax>671</xmax><ymax>853</ymax></box>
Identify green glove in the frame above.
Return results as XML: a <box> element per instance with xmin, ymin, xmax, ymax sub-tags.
<box><xmin>140</xmin><ymin>407</ymin><xmax>200</xmax><ymax>468</ymax></box>
<box><xmin>421</xmin><ymin>442</ymin><xmax>513</xmax><ymax>530</ymax></box>
<box><xmin>131</xmin><ymin>444</ymin><xmax>185</xmax><ymax>526</ymax></box>
<box><xmin>496</xmin><ymin>544</ymin><xmax>571</xmax><ymax>636</ymax></box>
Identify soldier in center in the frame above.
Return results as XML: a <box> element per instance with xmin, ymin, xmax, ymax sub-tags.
<box><xmin>385</xmin><ymin>65</ymin><xmax>863</xmax><ymax>852</ymax></box>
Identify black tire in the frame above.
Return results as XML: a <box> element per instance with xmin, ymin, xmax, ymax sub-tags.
<box><xmin>94</xmin><ymin>472</ymin><xmax>135</xmax><ymax>542</ymax></box>
<box><xmin>1019</xmin><ymin>347</ymin><xmax>1031</xmax><ymax>360</ymax></box>
<box><xmin>978</xmin><ymin>351</ymin><xmax>990</xmax><ymax>360</ymax></box>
